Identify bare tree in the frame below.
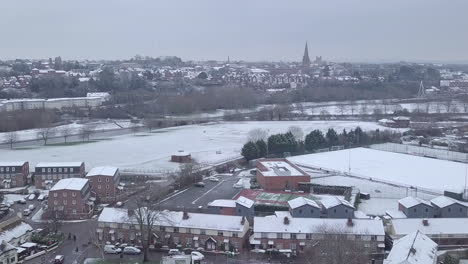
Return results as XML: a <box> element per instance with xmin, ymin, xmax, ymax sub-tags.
<box><xmin>130</xmin><ymin>124</ymin><xmax>140</xmax><ymax>135</ymax></box>
<box><xmin>248</xmin><ymin>128</ymin><xmax>268</xmax><ymax>142</ymax></box>
<box><xmin>295</xmin><ymin>102</ymin><xmax>306</xmax><ymax>117</ymax></box>
<box><xmin>463</xmin><ymin>101</ymin><xmax>468</xmax><ymax>113</ymax></box>
<box><xmin>6</xmin><ymin>132</ymin><xmax>18</xmax><ymax>149</ymax></box>
<box><xmin>144</xmin><ymin>118</ymin><xmax>159</xmax><ymax>132</ymax></box>
<box><xmin>349</xmin><ymin>104</ymin><xmax>357</xmax><ymax>116</ymax></box>
<box><xmin>37</xmin><ymin>127</ymin><xmax>55</xmax><ymax>145</ymax></box>
<box><xmin>288</xmin><ymin>126</ymin><xmax>304</xmax><ymax>141</ymax></box>
<box><xmin>130</xmin><ymin>185</ymin><xmax>172</xmax><ymax>262</ymax></box>
<box><xmin>60</xmin><ymin>126</ymin><xmax>72</xmax><ymax>143</ymax></box>
<box><xmin>338</xmin><ymin>104</ymin><xmax>348</xmax><ymax>116</ymax></box>
<box><xmin>303</xmin><ymin>224</ymin><xmax>370</xmax><ymax>264</ymax></box>
<box><xmin>319</xmin><ymin>109</ymin><xmax>330</xmax><ymax>120</ymax></box>
<box><xmin>176</xmin><ymin>162</ymin><xmax>202</xmax><ymax>188</ymax></box>
<box><xmin>359</xmin><ymin>104</ymin><xmax>368</xmax><ymax>115</ymax></box>
<box><xmin>79</xmin><ymin>124</ymin><xmax>95</xmax><ymax>142</ymax></box>
<box><xmin>444</xmin><ymin>99</ymin><xmax>453</xmax><ymax>113</ymax></box>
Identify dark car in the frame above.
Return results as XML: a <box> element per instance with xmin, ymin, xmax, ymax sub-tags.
<box><xmin>193</xmin><ymin>182</ymin><xmax>205</xmax><ymax>187</ymax></box>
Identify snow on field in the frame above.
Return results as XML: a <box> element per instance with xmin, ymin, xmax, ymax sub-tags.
<box><xmin>290</xmin><ymin>148</ymin><xmax>467</xmax><ymax>193</ymax></box>
<box><xmin>0</xmin><ymin>119</ymin><xmax>140</xmax><ymax>142</ymax></box>
<box><xmin>0</xmin><ymin>121</ymin><xmax>395</xmax><ymax>173</ymax></box>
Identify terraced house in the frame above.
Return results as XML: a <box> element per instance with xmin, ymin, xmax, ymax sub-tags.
<box><xmin>0</xmin><ymin>162</ymin><xmax>29</xmax><ymax>189</ymax></box>
<box><xmin>34</xmin><ymin>162</ymin><xmax>85</xmax><ymax>189</ymax></box>
<box><xmin>97</xmin><ymin>208</ymin><xmax>250</xmax><ymax>252</ymax></box>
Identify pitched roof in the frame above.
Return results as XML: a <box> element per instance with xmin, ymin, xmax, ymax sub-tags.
<box><xmin>86</xmin><ymin>166</ymin><xmax>119</xmax><ymax>177</ymax></box>
<box><xmin>430</xmin><ymin>196</ymin><xmax>464</xmax><ymax>208</ymax></box>
<box><xmin>384</xmin><ymin>231</ymin><xmax>437</xmax><ymax>264</ymax></box>
<box><xmin>288</xmin><ymin>197</ymin><xmax>320</xmax><ymax>209</ymax></box>
<box><xmin>391</xmin><ymin>218</ymin><xmax>468</xmax><ymax>236</ymax></box>
<box><xmin>236</xmin><ymin>196</ymin><xmax>254</xmax><ymax>208</ymax></box>
<box><xmin>320</xmin><ymin>196</ymin><xmax>354</xmax><ymax>209</ymax></box>
<box><xmin>36</xmin><ymin>162</ymin><xmax>83</xmax><ymax>168</ymax></box>
<box><xmin>0</xmin><ymin>162</ymin><xmax>27</xmax><ymax>167</ymax></box>
<box><xmin>50</xmin><ymin>178</ymin><xmax>88</xmax><ymax>191</ymax></box>
<box><xmin>398</xmin><ymin>197</ymin><xmax>432</xmax><ymax>209</ymax></box>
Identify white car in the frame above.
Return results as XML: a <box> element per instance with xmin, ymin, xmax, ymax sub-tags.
<box><xmin>27</xmin><ymin>194</ymin><xmax>36</xmax><ymax>201</ymax></box>
<box><xmin>28</xmin><ymin>204</ymin><xmax>35</xmax><ymax>211</ymax></box>
<box><xmin>123</xmin><ymin>246</ymin><xmax>141</xmax><ymax>255</ymax></box>
<box><xmin>104</xmin><ymin>245</ymin><xmax>122</xmax><ymax>254</ymax></box>
<box><xmin>191</xmin><ymin>251</ymin><xmax>204</xmax><ymax>260</ymax></box>
<box><xmin>208</xmin><ymin>176</ymin><xmax>220</xmax><ymax>182</ymax></box>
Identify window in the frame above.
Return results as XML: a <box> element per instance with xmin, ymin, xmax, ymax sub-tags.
<box><xmin>59</xmin><ymin>168</ymin><xmax>62</xmax><ymax>172</ymax></box>
<box><xmin>460</xmin><ymin>208</ymin><xmax>463</xmax><ymax>213</ymax></box>
<box><xmin>5</xmin><ymin>167</ymin><xmax>9</xmax><ymax>172</ymax></box>
<box><xmin>200</xmin><ymin>230</ymin><xmax>206</xmax><ymax>235</ymax></box>
<box><xmin>54</xmin><ymin>200</ymin><xmax>58</xmax><ymax>205</ymax></box>
<box><xmin>106</xmin><ymin>178</ymin><xmax>110</xmax><ymax>182</ymax></box>
<box><xmin>106</xmin><ymin>185</ymin><xmax>109</xmax><ymax>189</ymax></box>
<box><xmin>54</xmin><ymin>193</ymin><xmax>58</xmax><ymax>197</ymax></box>
<box><xmin>42</xmin><ymin>168</ymin><xmax>45</xmax><ymax>172</ymax></box>
<box><xmin>218</xmin><ymin>231</ymin><xmax>224</xmax><ymax>236</ymax></box>
<box><xmin>174</xmin><ymin>227</ymin><xmax>179</xmax><ymax>233</ymax></box>
<box><xmin>63</xmin><ymin>192</ymin><xmax>67</xmax><ymax>197</ymax></box>
<box><xmin>345</xmin><ymin>209</ymin><xmax>348</xmax><ymax>213</ymax></box>
<box><xmin>425</xmin><ymin>208</ymin><xmax>428</xmax><ymax>212</ymax></box>
<box><xmin>98</xmin><ymin>178</ymin><xmax>102</xmax><ymax>182</ymax></box>
<box><xmin>12</xmin><ymin>167</ymin><xmax>15</xmax><ymax>172</ymax></box>
<box><xmin>299</xmin><ymin>209</ymin><xmax>302</xmax><ymax>214</ymax></box>
<box><xmin>413</xmin><ymin>208</ymin><xmax>417</xmax><ymax>213</ymax></box>
<box><xmin>448</xmin><ymin>208</ymin><xmax>452</xmax><ymax>213</ymax></box>
<box><xmin>70</xmin><ymin>168</ymin><xmax>74</xmax><ymax>173</ymax></box>
<box><xmin>72</xmin><ymin>200</ymin><xmax>76</xmax><ymax>205</ymax></box>
<box><xmin>371</xmin><ymin>236</ymin><xmax>377</xmax><ymax>241</ymax></box>
<box><xmin>277</xmin><ymin>233</ymin><xmax>283</xmax><ymax>239</ymax></box>
<box><xmin>48</xmin><ymin>168</ymin><xmax>51</xmax><ymax>172</ymax></box>
<box><xmin>261</xmin><ymin>233</ymin><xmax>267</xmax><ymax>238</ymax></box>
<box><xmin>98</xmin><ymin>185</ymin><xmax>101</xmax><ymax>189</ymax></box>
<box><xmin>64</xmin><ymin>168</ymin><xmax>68</xmax><ymax>173</ymax></box>
<box><xmin>334</xmin><ymin>209</ymin><xmax>337</xmax><ymax>213</ymax></box>
<box><xmin>0</xmin><ymin>167</ymin><xmax>3</xmax><ymax>172</ymax></box>
<box><xmin>53</xmin><ymin>168</ymin><xmax>56</xmax><ymax>173</ymax></box>
<box><xmin>306</xmin><ymin>234</ymin><xmax>312</xmax><ymax>239</ymax></box>
<box><xmin>310</xmin><ymin>209</ymin><xmax>314</xmax><ymax>214</ymax></box>
<box><xmin>72</xmin><ymin>192</ymin><xmax>76</xmax><ymax>197</ymax></box>
<box><xmin>290</xmin><ymin>243</ymin><xmax>296</xmax><ymax>250</ymax></box>
<box><xmin>233</xmin><ymin>233</ymin><xmax>238</xmax><ymax>238</ymax></box>
<box><xmin>63</xmin><ymin>200</ymin><xmax>67</xmax><ymax>205</ymax></box>
<box><xmin>72</xmin><ymin>209</ymin><xmax>77</xmax><ymax>214</ymax></box>
<box><xmin>291</xmin><ymin>234</ymin><xmax>297</xmax><ymax>239</ymax></box>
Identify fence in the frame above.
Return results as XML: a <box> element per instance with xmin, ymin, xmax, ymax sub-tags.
<box><xmin>369</xmin><ymin>143</ymin><xmax>468</xmax><ymax>163</ymax></box>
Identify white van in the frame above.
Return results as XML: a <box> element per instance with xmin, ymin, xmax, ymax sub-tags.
<box><xmin>28</xmin><ymin>204</ymin><xmax>35</xmax><ymax>211</ymax></box>
<box><xmin>27</xmin><ymin>194</ymin><xmax>36</xmax><ymax>201</ymax></box>
<box><xmin>37</xmin><ymin>194</ymin><xmax>45</xmax><ymax>201</ymax></box>
<box><xmin>104</xmin><ymin>245</ymin><xmax>122</xmax><ymax>254</ymax></box>
<box><xmin>23</xmin><ymin>209</ymin><xmax>31</xmax><ymax>216</ymax></box>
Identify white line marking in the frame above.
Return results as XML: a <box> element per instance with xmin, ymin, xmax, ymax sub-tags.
<box><xmin>160</xmin><ymin>188</ymin><xmax>189</xmax><ymax>203</ymax></box>
<box><xmin>192</xmin><ymin>180</ymin><xmax>225</xmax><ymax>205</ymax></box>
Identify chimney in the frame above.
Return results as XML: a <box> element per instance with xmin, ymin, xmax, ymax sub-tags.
<box><xmin>284</xmin><ymin>216</ymin><xmax>290</xmax><ymax>225</ymax></box>
<box><xmin>347</xmin><ymin>218</ymin><xmax>354</xmax><ymax>227</ymax></box>
<box><xmin>422</xmin><ymin>219</ymin><xmax>429</xmax><ymax>226</ymax></box>
<box><xmin>409</xmin><ymin>247</ymin><xmax>417</xmax><ymax>255</ymax></box>
<box><xmin>183</xmin><ymin>211</ymin><xmax>189</xmax><ymax>220</ymax></box>
<box><xmin>241</xmin><ymin>216</ymin><xmax>246</xmax><ymax>225</ymax></box>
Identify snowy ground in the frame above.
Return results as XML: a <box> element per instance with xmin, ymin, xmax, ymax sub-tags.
<box><xmin>0</xmin><ymin>121</ymin><xmax>396</xmax><ymax>173</ymax></box>
<box><xmin>0</xmin><ymin>119</ymin><xmax>140</xmax><ymax>142</ymax></box>
<box><xmin>290</xmin><ymin>148</ymin><xmax>467</xmax><ymax>193</ymax></box>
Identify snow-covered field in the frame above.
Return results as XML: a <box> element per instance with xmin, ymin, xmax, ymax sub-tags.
<box><xmin>0</xmin><ymin>119</ymin><xmax>140</xmax><ymax>142</ymax></box>
<box><xmin>0</xmin><ymin>121</ymin><xmax>395</xmax><ymax>173</ymax></box>
<box><xmin>290</xmin><ymin>148</ymin><xmax>467</xmax><ymax>193</ymax></box>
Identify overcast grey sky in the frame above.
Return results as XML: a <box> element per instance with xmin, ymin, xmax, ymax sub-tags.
<box><xmin>1</xmin><ymin>0</ymin><xmax>467</xmax><ymax>63</ymax></box>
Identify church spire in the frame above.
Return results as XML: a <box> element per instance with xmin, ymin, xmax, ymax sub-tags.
<box><xmin>302</xmin><ymin>42</ymin><xmax>311</xmax><ymax>68</ymax></box>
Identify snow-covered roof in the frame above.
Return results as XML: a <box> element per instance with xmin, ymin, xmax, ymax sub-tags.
<box><xmin>384</xmin><ymin>231</ymin><xmax>437</xmax><ymax>264</ymax></box>
<box><xmin>50</xmin><ymin>178</ymin><xmax>88</xmax><ymax>191</ymax></box>
<box><xmin>236</xmin><ymin>196</ymin><xmax>254</xmax><ymax>208</ymax></box>
<box><xmin>254</xmin><ymin>215</ymin><xmax>384</xmax><ymax>236</ymax></box>
<box><xmin>288</xmin><ymin>197</ymin><xmax>319</xmax><ymax>209</ymax></box>
<box><xmin>393</xmin><ymin>116</ymin><xmax>410</xmax><ymax>121</ymax></box>
<box><xmin>430</xmin><ymin>196</ymin><xmax>463</xmax><ymax>208</ymax></box>
<box><xmin>320</xmin><ymin>196</ymin><xmax>354</xmax><ymax>209</ymax></box>
<box><xmin>36</xmin><ymin>162</ymin><xmax>83</xmax><ymax>168</ymax></box>
<box><xmin>399</xmin><ymin>197</ymin><xmax>432</xmax><ymax>209</ymax></box>
<box><xmin>172</xmin><ymin>150</ymin><xmax>190</xmax><ymax>157</ymax></box>
<box><xmin>98</xmin><ymin>208</ymin><xmax>248</xmax><ymax>232</ymax></box>
<box><xmin>0</xmin><ymin>241</ymin><xmax>16</xmax><ymax>253</ymax></box>
<box><xmin>391</xmin><ymin>218</ymin><xmax>468</xmax><ymax>236</ymax></box>
<box><xmin>0</xmin><ymin>161</ymin><xmax>27</xmax><ymax>167</ymax></box>
<box><xmin>258</xmin><ymin>160</ymin><xmax>306</xmax><ymax>177</ymax></box>
<box><xmin>86</xmin><ymin>166</ymin><xmax>118</xmax><ymax>177</ymax></box>
<box><xmin>385</xmin><ymin>210</ymin><xmax>408</xmax><ymax>219</ymax></box>
<box><xmin>207</xmin><ymin>199</ymin><xmax>236</xmax><ymax>208</ymax></box>
<box><xmin>0</xmin><ymin>222</ymin><xmax>32</xmax><ymax>243</ymax></box>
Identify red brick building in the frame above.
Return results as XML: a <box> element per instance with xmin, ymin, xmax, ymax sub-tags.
<box><xmin>97</xmin><ymin>208</ymin><xmax>250</xmax><ymax>252</ymax></box>
<box><xmin>86</xmin><ymin>166</ymin><xmax>121</xmax><ymax>203</ymax></box>
<box><xmin>256</xmin><ymin>159</ymin><xmax>310</xmax><ymax>191</ymax></box>
<box><xmin>0</xmin><ymin>162</ymin><xmax>29</xmax><ymax>188</ymax></box>
<box><xmin>171</xmin><ymin>151</ymin><xmax>192</xmax><ymax>163</ymax></box>
<box><xmin>46</xmin><ymin>178</ymin><xmax>94</xmax><ymax>220</ymax></box>
<box><xmin>34</xmin><ymin>162</ymin><xmax>85</xmax><ymax>189</ymax></box>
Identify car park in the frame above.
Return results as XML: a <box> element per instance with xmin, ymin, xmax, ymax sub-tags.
<box><xmin>104</xmin><ymin>245</ymin><xmax>122</xmax><ymax>254</ymax></box>
<box><xmin>123</xmin><ymin>246</ymin><xmax>141</xmax><ymax>255</ymax></box>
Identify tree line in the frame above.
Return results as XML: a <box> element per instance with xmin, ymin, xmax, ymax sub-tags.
<box><xmin>241</xmin><ymin>126</ymin><xmax>400</xmax><ymax>160</ymax></box>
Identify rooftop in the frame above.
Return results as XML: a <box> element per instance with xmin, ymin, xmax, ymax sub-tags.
<box><xmin>236</xmin><ymin>196</ymin><xmax>254</xmax><ymax>208</ymax></box>
<box><xmin>320</xmin><ymin>196</ymin><xmax>354</xmax><ymax>209</ymax></box>
<box><xmin>50</xmin><ymin>178</ymin><xmax>88</xmax><ymax>191</ymax></box>
<box><xmin>0</xmin><ymin>161</ymin><xmax>27</xmax><ymax>167</ymax></box>
<box><xmin>254</xmin><ymin>215</ymin><xmax>384</xmax><ymax>236</ymax></box>
<box><xmin>430</xmin><ymin>196</ymin><xmax>462</xmax><ymax>208</ymax></box>
<box><xmin>207</xmin><ymin>199</ymin><xmax>236</xmax><ymax>208</ymax></box>
<box><xmin>86</xmin><ymin>166</ymin><xmax>119</xmax><ymax>177</ymax></box>
<box><xmin>98</xmin><ymin>208</ymin><xmax>248</xmax><ymax>232</ymax></box>
<box><xmin>399</xmin><ymin>197</ymin><xmax>432</xmax><ymax>209</ymax></box>
<box><xmin>384</xmin><ymin>231</ymin><xmax>437</xmax><ymax>264</ymax></box>
<box><xmin>36</xmin><ymin>162</ymin><xmax>83</xmax><ymax>168</ymax></box>
<box><xmin>258</xmin><ymin>159</ymin><xmax>307</xmax><ymax>177</ymax></box>
<box><xmin>288</xmin><ymin>197</ymin><xmax>319</xmax><ymax>209</ymax></box>
<box><xmin>391</xmin><ymin>218</ymin><xmax>468</xmax><ymax>236</ymax></box>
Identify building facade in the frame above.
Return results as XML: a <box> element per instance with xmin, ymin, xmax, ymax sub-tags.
<box><xmin>34</xmin><ymin>162</ymin><xmax>85</xmax><ymax>189</ymax></box>
<box><xmin>0</xmin><ymin>241</ymin><xmax>18</xmax><ymax>264</ymax></box>
<box><xmin>97</xmin><ymin>208</ymin><xmax>250</xmax><ymax>252</ymax></box>
<box><xmin>321</xmin><ymin>197</ymin><xmax>355</xmax><ymax>218</ymax></box>
<box><xmin>256</xmin><ymin>159</ymin><xmax>310</xmax><ymax>191</ymax></box>
<box><xmin>430</xmin><ymin>196</ymin><xmax>468</xmax><ymax>218</ymax></box>
<box><xmin>398</xmin><ymin>197</ymin><xmax>435</xmax><ymax>218</ymax></box>
<box><xmin>86</xmin><ymin>166</ymin><xmax>120</xmax><ymax>203</ymax></box>
<box><xmin>46</xmin><ymin>178</ymin><xmax>94</xmax><ymax>220</ymax></box>
<box><xmin>288</xmin><ymin>197</ymin><xmax>321</xmax><ymax>218</ymax></box>
<box><xmin>0</xmin><ymin>162</ymin><xmax>29</xmax><ymax>189</ymax></box>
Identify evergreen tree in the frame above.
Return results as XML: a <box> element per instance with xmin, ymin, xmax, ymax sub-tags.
<box><xmin>305</xmin><ymin>130</ymin><xmax>326</xmax><ymax>151</ymax></box>
<box><xmin>241</xmin><ymin>141</ymin><xmax>258</xmax><ymax>161</ymax></box>
<box><xmin>326</xmin><ymin>128</ymin><xmax>339</xmax><ymax>146</ymax></box>
<box><xmin>255</xmin><ymin>140</ymin><xmax>267</xmax><ymax>158</ymax></box>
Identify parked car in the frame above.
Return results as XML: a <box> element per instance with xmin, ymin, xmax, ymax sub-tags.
<box><xmin>28</xmin><ymin>204</ymin><xmax>35</xmax><ymax>211</ymax></box>
<box><xmin>104</xmin><ymin>245</ymin><xmax>122</xmax><ymax>254</ymax></box>
<box><xmin>17</xmin><ymin>199</ymin><xmax>26</xmax><ymax>204</ymax></box>
<box><xmin>123</xmin><ymin>246</ymin><xmax>141</xmax><ymax>255</ymax></box>
<box><xmin>116</xmin><ymin>201</ymin><xmax>123</xmax><ymax>207</ymax></box>
<box><xmin>193</xmin><ymin>182</ymin><xmax>205</xmax><ymax>188</ymax></box>
<box><xmin>250</xmin><ymin>169</ymin><xmax>257</xmax><ymax>175</ymax></box>
<box><xmin>37</xmin><ymin>194</ymin><xmax>45</xmax><ymax>201</ymax></box>
<box><xmin>208</xmin><ymin>176</ymin><xmax>220</xmax><ymax>182</ymax></box>
<box><xmin>191</xmin><ymin>251</ymin><xmax>204</xmax><ymax>260</ymax></box>
<box><xmin>27</xmin><ymin>194</ymin><xmax>36</xmax><ymax>201</ymax></box>
<box><xmin>23</xmin><ymin>209</ymin><xmax>31</xmax><ymax>216</ymax></box>
<box><xmin>168</xmin><ymin>249</ymin><xmax>181</xmax><ymax>256</ymax></box>
<box><xmin>54</xmin><ymin>255</ymin><xmax>64</xmax><ymax>264</ymax></box>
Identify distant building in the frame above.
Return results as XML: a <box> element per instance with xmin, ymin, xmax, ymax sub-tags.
<box><xmin>207</xmin><ymin>196</ymin><xmax>255</xmax><ymax>218</ymax></box>
<box><xmin>384</xmin><ymin>231</ymin><xmax>437</xmax><ymax>264</ymax></box>
<box><xmin>251</xmin><ymin>213</ymin><xmax>385</xmax><ymax>253</ymax></box>
<box><xmin>47</xmin><ymin>178</ymin><xmax>94</xmax><ymax>220</ymax></box>
<box><xmin>398</xmin><ymin>197</ymin><xmax>435</xmax><ymax>218</ymax></box>
<box><xmin>301</xmin><ymin>42</ymin><xmax>311</xmax><ymax>69</ymax></box>
<box><xmin>256</xmin><ymin>159</ymin><xmax>310</xmax><ymax>191</ymax></box>
<box><xmin>86</xmin><ymin>166</ymin><xmax>121</xmax><ymax>203</ymax></box>
<box><xmin>97</xmin><ymin>208</ymin><xmax>250</xmax><ymax>252</ymax></box>
<box><xmin>320</xmin><ymin>196</ymin><xmax>355</xmax><ymax>219</ymax></box>
<box><xmin>0</xmin><ymin>162</ymin><xmax>29</xmax><ymax>189</ymax></box>
<box><xmin>287</xmin><ymin>197</ymin><xmax>320</xmax><ymax>218</ymax></box>
<box><xmin>34</xmin><ymin>162</ymin><xmax>85</xmax><ymax>189</ymax></box>
<box><xmin>378</xmin><ymin>116</ymin><xmax>410</xmax><ymax>128</ymax></box>
<box><xmin>171</xmin><ymin>151</ymin><xmax>192</xmax><ymax>163</ymax></box>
